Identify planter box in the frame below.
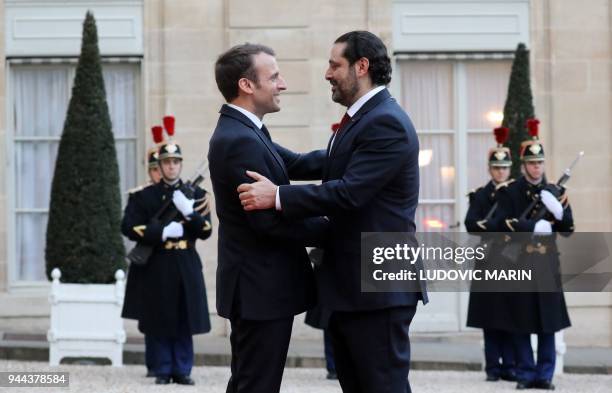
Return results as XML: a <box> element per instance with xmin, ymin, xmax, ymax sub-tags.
<box><xmin>47</xmin><ymin>268</ymin><xmax>126</xmax><ymax>366</ymax></box>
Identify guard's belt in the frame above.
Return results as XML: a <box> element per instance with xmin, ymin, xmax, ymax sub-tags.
<box><xmin>526</xmin><ymin>243</ymin><xmax>547</xmax><ymax>255</ymax></box>
<box><xmin>163</xmin><ymin>240</ymin><xmax>194</xmax><ymax>250</ymax></box>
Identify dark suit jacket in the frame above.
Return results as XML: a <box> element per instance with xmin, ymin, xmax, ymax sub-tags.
<box><xmin>464</xmin><ymin>180</ymin><xmax>497</xmax><ymax>232</ymax></box>
<box><xmin>278</xmin><ymin>88</ymin><xmax>427</xmax><ymax>312</ymax></box>
<box><xmin>208</xmin><ymin>104</ymin><xmax>328</xmax><ymax>321</ymax></box>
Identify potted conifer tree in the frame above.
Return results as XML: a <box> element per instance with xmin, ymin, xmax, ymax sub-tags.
<box><xmin>501</xmin><ymin>43</ymin><xmax>535</xmax><ymax>179</ymax></box>
<box><xmin>45</xmin><ymin>11</ymin><xmax>127</xmax><ymax>366</ymax></box>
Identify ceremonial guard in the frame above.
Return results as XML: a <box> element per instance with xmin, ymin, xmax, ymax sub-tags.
<box><xmin>495</xmin><ymin>118</ymin><xmax>574</xmax><ymax>390</ymax></box>
<box><xmin>465</xmin><ymin>127</ymin><xmax>516</xmax><ymax>382</ymax></box>
<box><xmin>122</xmin><ymin>125</ymin><xmax>165</xmax><ymax>377</ymax></box>
<box><xmin>121</xmin><ymin>116</ymin><xmax>213</xmax><ymax>385</ymax></box>
<box><xmin>144</xmin><ymin>126</ymin><xmax>163</xmax><ymax>184</ymax></box>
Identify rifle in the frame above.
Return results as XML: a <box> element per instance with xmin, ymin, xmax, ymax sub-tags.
<box><xmin>478</xmin><ymin>200</ymin><xmax>499</xmax><ymax>230</ymax></box>
<box><xmin>518</xmin><ymin>151</ymin><xmax>584</xmax><ymax>222</ymax></box>
<box><xmin>127</xmin><ymin>160</ymin><xmax>209</xmax><ymax>266</ymax></box>
<box><xmin>476</xmin><ymin>180</ymin><xmax>509</xmax><ymax>229</ymax></box>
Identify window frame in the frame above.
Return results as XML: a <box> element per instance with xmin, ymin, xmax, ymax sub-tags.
<box><xmin>5</xmin><ymin>57</ymin><xmax>144</xmax><ymax>293</ymax></box>
<box><xmin>392</xmin><ymin>55</ymin><xmax>512</xmax><ymax>232</ymax></box>
<box><xmin>391</xmin><ymin>53</ymin><xmax>513</xmax><ymax>332</ymax></box>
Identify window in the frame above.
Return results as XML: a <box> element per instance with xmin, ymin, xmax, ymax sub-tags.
<box><xmin>9</xmin><ymin>61</ymin><xmax>140</xmax><ymax>284</ymax></box>
<box><xmin>398</xmin><ymin>58</ymin><xmax>511</xmax><ymax>232</ymax></box>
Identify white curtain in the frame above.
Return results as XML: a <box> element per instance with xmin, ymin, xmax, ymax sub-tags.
<box><xmin>400</xmin><ymin>61</ymin><xmax>453</xmax><ymax>130</ymax></box>
<box><xmin>400</xmin><ymin>61</ymin><xmax>455</xmax><ymax>231</ymax></box>
<box><xmin>103</xmin><ymin>64</ymin><xmax>139</xmax><ymax>206</ymax></box>
<box><xmin>13</xmin><ymin>63</ymin><xmax>139</xmax><ymax>281</ymax></box>
<box><xmin>399</xmin><ymin>59</ymin><xmax>511</xmax><ymax>231</ymax></box>
<box><xmin>466</xmin><ymin>61</ymin><xmax>511</xmax><ymax>130</ymax></box>
<box><xmin>418</xmin><ymin>134</ymin><xmax>455</xmax><ymax>200</ymax></box>
<box><xmin>467</xmin><ymin>133</ymin><xmax>492</xmax><ymax>191</ymax></box>
<box><xmin>466</xmin><ymin>61</ymin><xmax>512</xmax><ymax>190</ymax></box>
<box><xmin>14</xmin><ymin>66</ymin><xmax>71</xmax><ymax>281</ymax></box>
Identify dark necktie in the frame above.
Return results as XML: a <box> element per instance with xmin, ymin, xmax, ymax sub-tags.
<box><xmin>329</xmin><ymin>113</ymin><xmax>351</xmax><ymax>155</ymax></box>
<box><xmin>261</xmin><ymin>124</ymin><xmax>271</xmax><ymax>140</ymax></box>
<box><xmin>336</xmin><ymin>113</ymin><xmax>351</xmax><ymax>133</ymax></box>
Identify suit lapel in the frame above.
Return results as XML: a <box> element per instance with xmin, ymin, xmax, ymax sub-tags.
<box><xmin>323</xmin><ymin>133</ymin><xmax>335</xmax><ymax>180</ymax></box>
<box><xmin>219</xmin><ymin>105</ymin><xmax>289</xmax><ymax>182</ymax></box>
<box><xmin>329</xmin><ymin>115</ymin><xmax>358</xmax><ymax>158</ymax></box>
<box><xmin>329</xmin><ymin>89</ymin><xmax>391</xmax><ymax>159</ymax></box>
<box><xmin>253</xmin><ymin>125</ymin><xmax>289</xmax><ymax>181</ymax></box>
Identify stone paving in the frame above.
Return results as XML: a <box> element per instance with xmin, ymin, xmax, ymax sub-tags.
<box><xmin>1</xmin><ymin>360</ymin><xmax>611</xmax><ymax>393</ymax></box>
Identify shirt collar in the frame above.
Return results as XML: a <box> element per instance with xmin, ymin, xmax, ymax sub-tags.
<box><xmin>346</xmin><ymin>85</ymin><xmax>386</xmax><ymax>118</ymax></box>
<box><xmin>227</xmin><ymin>103</ymin><xmax>263</xmax><ymax>129</ymax></box>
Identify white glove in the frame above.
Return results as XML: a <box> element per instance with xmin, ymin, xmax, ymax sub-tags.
<box><xmin>162</xmin><ymin>222</ymin><xmax>184</xmax><ymax>241</ymax></box>
<box><xmin>540</xmin><ymin>190</ymin><xmax>563</xmax><ymax>220</ymax></box>
<box><xmin>173</xmin><ymin>190</ymin><xmax>194</xmax><ymax>217</ymax></box>
<box><xmin>533</xmin><ymin>219</ymin><xmax>552</xmax><ymax>236</ymax></box>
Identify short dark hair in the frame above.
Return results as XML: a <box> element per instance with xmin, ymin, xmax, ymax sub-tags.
<box><xmin>334</xmin><ymin>31</ymin><xmax>392</xmax><ymax>86</ymax></box>
<box><xmin>215</xmin><ymin>43</ymin><xmax>275</xmax><ymax>102</ymax></box>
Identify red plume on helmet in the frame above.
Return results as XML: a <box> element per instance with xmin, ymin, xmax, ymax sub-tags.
<box><xmin>163</xmin><ymin>115</ymin><xmax>175</xmax><ymax>138</ymax></box>
<box><xmin>493</xmin><ymin>127</ymin><xmax>509</xmax><ymax>146</ymax></box>
<box><xmin>526</xmin><ymin>118</ymin><xmax>540</xmax><ymax>139</ymax></box>
<box><xmin>151</xmin><ymin>126</ymin><xmax>164</xmax><ymax>144</ymax></box>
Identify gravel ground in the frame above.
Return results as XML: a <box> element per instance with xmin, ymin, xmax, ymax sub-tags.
<box><xmin>1</xmin><ymin>361</ymin><xmax>611</xmax><ymax>392</ymax></box>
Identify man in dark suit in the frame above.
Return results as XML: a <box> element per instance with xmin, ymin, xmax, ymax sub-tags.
<box><xmin>209</xmin><ymin>44</ymin><xmax>329</xmax><ymax>393</ymax></box>
<box><xmin>238</xmin><ymin>31</ymin><xmax>427</xmax><ymax>393</ymax></box>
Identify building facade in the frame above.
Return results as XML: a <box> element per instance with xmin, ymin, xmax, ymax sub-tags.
<box><xmin>0</xmin><ymin>0</ymin><xmax>610</xmax><ymax>346</ymax></box>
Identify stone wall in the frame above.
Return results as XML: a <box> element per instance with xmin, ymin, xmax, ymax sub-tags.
<box><xmin>0</xmin><ymin>0</ymin><xmax>609</xmax><ymax>346</ymax></box>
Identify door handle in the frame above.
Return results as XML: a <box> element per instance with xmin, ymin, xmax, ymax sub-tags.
<box><xmin>448</xmin><ymin>221</ymin><xmax>461</xmax><ymax>229</ymax></box>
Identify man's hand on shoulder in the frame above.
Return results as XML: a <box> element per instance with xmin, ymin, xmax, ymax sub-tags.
<box><xmin>237</xmin><ymin>170</ymin><xmax>278</xmax><ymax>211</ymax></box>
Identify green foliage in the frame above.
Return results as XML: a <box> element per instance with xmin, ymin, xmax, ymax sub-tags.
<box><xmin>502</xmin><ymin>43</ymin><xmax>535</xmax><ymax>179</ymax></box>
<box><xmin>46</xmin><ymin>12</ymin><xmax>126</xmax><ymax>283</ymax></box>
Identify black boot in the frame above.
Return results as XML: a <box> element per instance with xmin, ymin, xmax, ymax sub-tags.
<box><xmin>173</xmin><ymin>375</ymin><xmax>195</xmax><ymax>385</ymax></box>
<box><xmin>155</xmin><ymin>375</ymin><xmax>171</xmax><ymax>385</ymax></box>
<box><xmin>533</xmin><ymin>380</ymin><xmax>555</xmax><ymax>390</ymax></box>
<box><xmin>501</xmin><ymin>371</ymin><xmax>517</xmax><ymax>382</ymax></box>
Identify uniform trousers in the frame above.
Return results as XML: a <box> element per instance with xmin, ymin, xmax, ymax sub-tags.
<box><xmin>513</xmin><ymin>333</ymin><xmax>556</xmax><ymax>383</ymax></box>
<box><xmin>483</xmin><ymin>329</ymin><xmax>516</xmax><ymax>378</ymax></box>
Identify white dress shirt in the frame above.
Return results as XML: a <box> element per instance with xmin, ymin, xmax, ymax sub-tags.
<box><xmin>275</xmin><ymin>86</ymin><xmax>387</xmax><ymax>210</ymax></box>
<box><xmin>328</xmin><ymin>85</ymin><xmax>386</xmax><ymax>153</ymax></box>
<box><xmin>227</xmin><ymin>103</ymin><xmax>263</xmax><ymax>129</ymax></box>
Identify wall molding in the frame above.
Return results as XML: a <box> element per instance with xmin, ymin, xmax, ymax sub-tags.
<box><xmin>5</xmin><ymin>1</ymin><xmax>143</xmax><ymax>56</ymax></box>
<box><xmin>392</xmin><ymin>1</ymin><xmax>530</xmax><ymax>52</ymax></box>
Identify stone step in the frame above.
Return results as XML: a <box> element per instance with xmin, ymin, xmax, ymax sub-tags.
<box><xmin>1</xmin><ymin>332</ymin><xmax>610</xmax><ymax>374</ymax></box>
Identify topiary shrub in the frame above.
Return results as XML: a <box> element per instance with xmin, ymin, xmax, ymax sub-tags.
<box><xmin>502</xmin><ymin>43</ymin><xmax>535</xmax><ymax>179</ymax></box>
<box><xmin>46</xmin><ymin>11</ymin><xmax>126</xmax><ymax>283</ymax></box>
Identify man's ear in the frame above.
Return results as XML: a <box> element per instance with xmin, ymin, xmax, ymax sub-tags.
<box><xmin>238</xmin><ymin>78</ymin><xmax>254</xmax><ymax>95</ymax></box>
<box><xmin>355</xmin><ymin>57</ymin><xmax>370</xmax><ymax>78</ymax></box>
